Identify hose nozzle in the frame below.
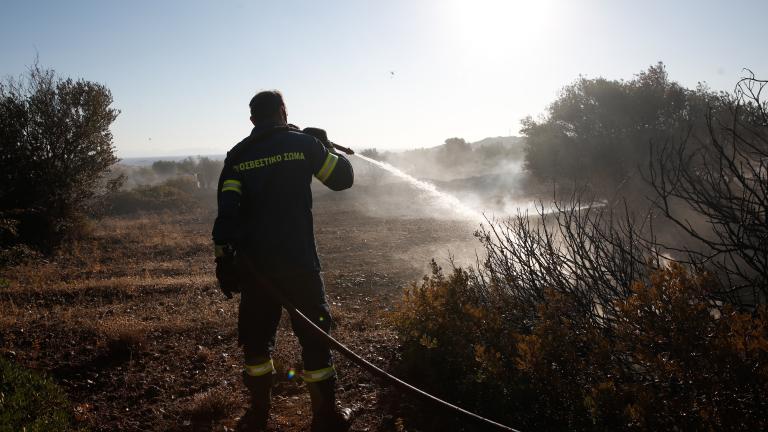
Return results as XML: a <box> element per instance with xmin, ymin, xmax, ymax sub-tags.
<box><xmin>330</xmin><ymin>142</ymin><xmax>355</xmax><ymax>155</ymax></box>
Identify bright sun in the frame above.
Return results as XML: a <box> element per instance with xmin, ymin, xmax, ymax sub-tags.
<box><xmin>445</xmin><ymin>0</ymin><xmax>555</xmax><ymax>58</ymax></box>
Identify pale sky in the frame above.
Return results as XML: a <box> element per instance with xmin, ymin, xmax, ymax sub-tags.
<box><xmin>2</xmin><ymin>0</ymin><xmax>767</xmax><ymax>157</ymax></box>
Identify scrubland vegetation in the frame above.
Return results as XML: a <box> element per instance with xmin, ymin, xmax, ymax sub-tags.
<box><xmin>2</xmin><ymin>62</ymin><xmax>766</xmax><ymax>431</ymax></box>
<box><xmin>392</xmin><ymin>66</ymin><xmax>768</xmax><ymax>431</ymax></box>
<box><xmin>104</xmin><ymin>157</ymin><xmax>222</xmax><ymax>215</ymax></box>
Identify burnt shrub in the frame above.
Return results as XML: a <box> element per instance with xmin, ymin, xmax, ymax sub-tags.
<box><xmin>646</xmin><ymin>73</ymin><xmax>768</xmax><ymax>303</ymax></box>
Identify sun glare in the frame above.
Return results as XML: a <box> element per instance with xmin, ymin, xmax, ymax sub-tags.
<box><xmin>445</xmin><ymin>0</ymin><xmax>555</xmax><ymax>58</ymax></box>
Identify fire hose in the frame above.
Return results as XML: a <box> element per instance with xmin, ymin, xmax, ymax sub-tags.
<box><xmin>243</xmin><ymin>256</ymin><xmax>521</xmax><ymax>432</ymax></box>
<box><xmin>329</xmin><ymin>141</ymin><xmax>355</xmax><ymax>155</ymax></box>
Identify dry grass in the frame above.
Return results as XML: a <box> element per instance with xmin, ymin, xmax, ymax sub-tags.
<box><xmin>194</xmin><ymin>345</ymin><xmax>214</xmax><ymax>364</ymax></box>
<box><xmin>94</xmin><ymin>316</ymin><xmax>149</xmax><ymax>358</ymax></box>
<box><xmin>0</xmin><ymin>261</ymin><xmax>62</xmax><ymax>291</ymax></box>
<box><xmin>60</xmin><ymin>274</ymin><xmax>214</xmax><ymax>293</ymax></box>
<box><xmin>97</xmin><ymin>212</ymin><xmax>211</xmax><ymax>252</ymax></box>
<box><xmin>0</xmin><ymin>191</ymin><xmax>474</xmax><ymax>431</ymax></box>
<box><xmin>182</xmin><ymin>386</ymin><xmax>239</xmax><ymax>424</ymax></box>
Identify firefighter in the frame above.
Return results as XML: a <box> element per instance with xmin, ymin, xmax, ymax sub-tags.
<box><xmin>212</xmin><ymin>90</ymin><xmax>354</xmax><ymax>431</ymax></box>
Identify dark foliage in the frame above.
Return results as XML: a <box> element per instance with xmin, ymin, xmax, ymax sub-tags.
<box><xmin>521</xmin><ymin>62</ymin><xmax>718</xmax><ymax>201</ymax></box>
<box><xmin>648</xmin><ymin>73</ymin><xmax>768</xmax><ymax>303</ymax></box>
<box><xmin>359</xmin><ymin>148</ymin><xmax>380</xmax><ymax>159</ymax></box>
<box><xmin>0</xmin><ymin>64</ymin><xmax>120</xmax><ymax>251</ymax></box>
<box><xmin>0</xmin><ymin>357</ymin><xmax>78</xmax><ymax>431</ymax></box>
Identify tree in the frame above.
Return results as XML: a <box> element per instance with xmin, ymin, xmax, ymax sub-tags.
<box><xmin>521</xmin><ymin>63</ymin><xmax>714</xmax><ymax>200</ymax></box>
<box><xmin>359</xmin><ymin>148</ymin><xmax>380</xmax><ymax>159</ymax></box>
<box><xmin>196</xmin><ymin>157</ymin><xmax>223</xmax><ymax>190</ymax></box>
<box><xmin>437</xmin><ymin>137</ymin><xmax>471</xmax><ymax>167</ymax></box>
<box><xmin>151</xmin><ymin>160</ymin><xmax>177</xmax><ymax>176</ymax></box>
<box><xmin>0</xmin><ymin>63</ymin><xmax>120</xmax><ymax>250</ymax></box>
<box><xmin>176</xmin><ymin>157</ymin><xmax>198</xmax><ymax>175</ymax></box>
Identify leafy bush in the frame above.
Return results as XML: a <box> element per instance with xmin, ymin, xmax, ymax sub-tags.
<box><xmin>0</xmin><ymin>63</ymin><xmax>120</xmax><ymax>251</ymax></box>
<box><xmin>394</xmin><ymin>264</ymin><xmax>768</xmax><ymax>431</ymax></box>
<box><xmin>393</xmin><ymin>261</ymin><xmax>549</xmax><ymax>430</ymax></box>
<box><xmin>0</xmin><ymin>357</ymin><xmax>78</xmax><ymax>431</ymax></box>
<box><xmin>0</xmin><ymin>214</ymin><xmax>42</xmax><ymax>266</ymax></box>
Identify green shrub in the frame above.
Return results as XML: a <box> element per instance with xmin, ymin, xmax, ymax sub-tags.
<box><xmin>0</xmin><ymin>64</ymin><xmax>120</xmax><ymax>251</ymax></box>
<box><xmin>0</xmin><ymin>357</ymin><xmax>77</xmax><ymax>431</ymax></box>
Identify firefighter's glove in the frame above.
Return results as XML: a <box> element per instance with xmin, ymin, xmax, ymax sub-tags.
<box><xmin>214</xmin><ymin>245</ymin><xmax>239</xmax><ymax>299</ymax></box>
<box><xmin>302</xmin><ymin>127</ymin><xmax>333</xmax><ymax>150</ymax></box>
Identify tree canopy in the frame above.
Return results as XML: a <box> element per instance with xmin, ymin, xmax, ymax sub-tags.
<box><xmin>522</xmin><ymin>63</ymin><xmax>717</xmax><ymax>198</ymax></box>
<box><xmin>0</xmin><ymin>64</ymin><xmax>120</xmax><ymax>251</ymax></box>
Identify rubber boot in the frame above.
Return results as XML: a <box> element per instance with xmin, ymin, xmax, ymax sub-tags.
<box><xmin>307</xmin><ymin>379</ymin><xmax>353</xmax><ymax>432</ymax></box>
<box><xmin>238</xmin><ymin>372</ymin><xmax>273</xmax><ymax>431</ymax></box>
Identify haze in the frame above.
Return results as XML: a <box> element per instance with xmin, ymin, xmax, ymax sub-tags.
<box><xmin>1</xmin><ymin>0</ymin><xmax>766</xmax><ymax>157</ymax></box>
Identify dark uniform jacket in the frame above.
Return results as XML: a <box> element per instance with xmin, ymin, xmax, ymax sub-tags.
<box><xmin>212</xmin><ymin>123</ymin><xmax>353</xmax><ymax>272</ymax></box>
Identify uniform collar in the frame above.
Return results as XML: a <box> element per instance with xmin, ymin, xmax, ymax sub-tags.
<box><xmin>250</xmin><ymin>121</ymin><xmax>286</xmax><ymax>137</ymax></box>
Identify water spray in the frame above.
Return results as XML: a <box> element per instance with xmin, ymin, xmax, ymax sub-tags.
<box><xmin>353</xmin><ymin>153</ymin><xmax>485</xmax><ymax>222</ymax></box>
<box><xmin>349</xmin><ymin>149</ymin><xmax>599</xmax><ymax>220</ymax></box>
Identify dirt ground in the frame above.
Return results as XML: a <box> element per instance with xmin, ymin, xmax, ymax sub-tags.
<box><xmin>0</xmin><ymin>182</ymin><xmax>480</xmax><ymax>431</ymax></box>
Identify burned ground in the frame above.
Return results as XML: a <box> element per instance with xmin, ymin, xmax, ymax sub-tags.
<box><xmin>0</xmin><ymin>183</ymin><xmax>478</xmax><ymax>431</ymax></box>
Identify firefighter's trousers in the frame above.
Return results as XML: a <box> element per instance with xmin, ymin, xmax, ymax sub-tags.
<box><xmin>238</xmin><ymin>268</ymin><xmax>334</xmax><ymax>376</ymax></box>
